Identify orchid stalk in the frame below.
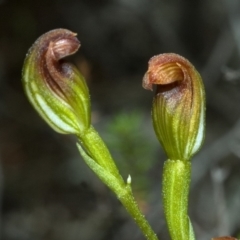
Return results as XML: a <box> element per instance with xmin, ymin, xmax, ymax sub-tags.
<box><xmin>143</xmin><ymin>53</ymin><xmax>206</xmax><ymax>240</ymax></box>
<box><xmin>22</xmin><ymin>29</ymin><xmax>158</xmax><ymax>240</ymax></box>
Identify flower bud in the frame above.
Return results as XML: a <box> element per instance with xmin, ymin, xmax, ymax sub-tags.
<box><xmin>22</xmin><ymin>29</ymin><xmax>90</xmax><ymax>135</ymax></box>
<box><xmin>143</xmin><ymin>53</ymin><xmax>205</xmax><ymax>160</ymax></box>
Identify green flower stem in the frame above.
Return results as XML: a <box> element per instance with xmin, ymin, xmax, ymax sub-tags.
<box><xmin>119</xmin><ymin>185</ymin><xmax>159</xmax><ymax>240</ymax></box>
<box><xmin>77</xmin><ymin>127</ymin><xmax>158</xmax><ymax>240</ymax></box>
<box><xmin>162</xmin><ymin>159</ymin><xmax>195</xmax><ymax>240</ymax></box>
<box><xmin>78</xmin><ymin>125</ymin><xmax>123</xmax><ymax>180</ymax></box>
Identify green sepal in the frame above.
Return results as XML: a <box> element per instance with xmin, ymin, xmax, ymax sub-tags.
<box><xmin>22</xmin><ymin>29</ymin><xmax>91</xmax><ymax>135</ymax></box>
<box><xmin>143</xmin><ymin>53</ymin><xmax>205</xmax><ymax>161</ymax></box>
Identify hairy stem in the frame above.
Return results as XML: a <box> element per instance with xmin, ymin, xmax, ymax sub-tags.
<box><xmin>78</xmin><ymin>126</ymin><xmax>123</xmax><ymax>180</ymax></box>
<box><xmin>77</xmin><ymin>126</ymin><xmax>158</xmax><ymax>240</ymax></box>
<box><xmin>119</xmin><ymin>184</ymin><xmax>159</xmax><ymax>240</ymax></box>
<box><xmin>162</xmin><ymin>159</ymin><xmax>195</xmax><ymax>240</ymax></box>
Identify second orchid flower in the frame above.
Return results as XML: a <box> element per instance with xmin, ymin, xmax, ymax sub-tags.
<box><xmin>143</xmin><ymin>53</ymin><xmax>205</xmax><ymax>161</ymax></box>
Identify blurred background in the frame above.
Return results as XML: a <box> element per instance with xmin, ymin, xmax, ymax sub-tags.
<box><xmin>0</xmin><ymin>0</ymin><xmax>240</xmax><ymax>239</ymax></box>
